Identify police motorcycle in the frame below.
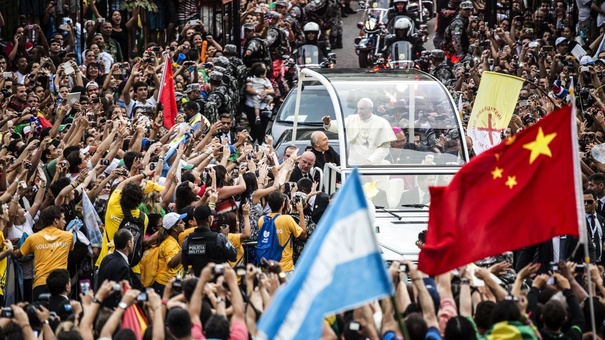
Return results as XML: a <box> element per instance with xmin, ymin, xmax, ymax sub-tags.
<box><xmin>355</xmin><ymin>9</ymin><xmax>390</xmax><ymax>68</ymax></box>
<box><xmin>295</xmin><ymin>45</ymin><xmax>337</xmax><ymax>68</ymax></box>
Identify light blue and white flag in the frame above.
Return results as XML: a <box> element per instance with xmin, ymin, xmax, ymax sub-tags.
<box><xmin>257</xmin><ymin>168</ymin><xmax>394</xmax><ymax>340</ymax></box>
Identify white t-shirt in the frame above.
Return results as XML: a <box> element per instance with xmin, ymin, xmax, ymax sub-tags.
<box><xmin>126</xmin><ymin>97</ymin><xmax>157</xmax><ymax>118</ymax></box>
<box><xmin>8</xmin><ymin>211</ymin><xmax>38</xmax><ymax>279</ymax></box>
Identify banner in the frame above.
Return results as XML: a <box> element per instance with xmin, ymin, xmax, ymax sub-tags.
<box><xmin>467</xmin><ymin>71</ymin><xmax>524</xmax><ymax>155</ymax></box>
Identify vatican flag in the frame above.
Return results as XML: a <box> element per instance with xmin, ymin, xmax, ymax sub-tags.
<box><xmin>467</xmin><ymin>72</ymin><xmax>524</xmax><ymax>155</ymax></box>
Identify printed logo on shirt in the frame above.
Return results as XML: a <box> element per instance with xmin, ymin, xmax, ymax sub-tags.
<box><xmin>188</xmin><ymin>244</ymin><xmax>206</xmax><ymax>255</ymax></box>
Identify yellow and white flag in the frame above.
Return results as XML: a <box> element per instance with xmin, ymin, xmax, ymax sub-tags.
<box><xmin>467</xmin><ymin>72</ymin><xmax>524</xmax><ymax>155</ymax></box>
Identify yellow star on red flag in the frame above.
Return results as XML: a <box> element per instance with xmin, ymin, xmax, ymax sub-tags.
<box><xmin>522</xmin><ymin>127</ymin><xmax>557</xmax><ymax>164</ymax></box>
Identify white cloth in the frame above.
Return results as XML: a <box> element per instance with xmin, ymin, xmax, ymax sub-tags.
<box><xmin>326</xmin><ymin>114</ymin><xmax>396</xmax><ymax>165</ymax></box>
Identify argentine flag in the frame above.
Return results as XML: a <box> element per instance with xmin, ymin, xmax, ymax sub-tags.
<box><xmin>257</xmin><ymin>168</ymin><xmax>394</xmax><ymax>340</ymax></box>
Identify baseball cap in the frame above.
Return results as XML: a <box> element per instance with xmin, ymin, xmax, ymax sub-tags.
<box><xmin>555</xmin><ymin>37</ymin><xmax>568</xmax><ymax>46</ymax></box>
<box><xmin>459</xmin><ymin>1</ymin><xmax>473</xmax><ymax>9</ymax></box>
<box><xmin>163</xmin><ymin>212</ymin><xmax>187</xmax><ymax>230</ymax></box>
<box><xmin>224</xmin><ymin>44</ymin><xmax>237</xmax><ymax>55</ymax></box>
<box><xmin>179</xmin><ymin>206</ymin><xmax>196</xmax><ymax>226</ymax></box>
<box><xmin>194</xmin><ymin>205</ymin><xmax>217</xmax><ymax>223</ymax></box>
<box><xmin>143</xmin><ymin>180</ymin><xmax>166</xmax><ymax>195</ymax></box>
<box><xmin>243</xmin><ymin>23</ymin><xmax>255</xmax><ymax>31</ymax></box>
<box><xmin>209</xmin><ymin>71</ymin><xmax>223</xmax><ymax>82</ymax></box>
<box><xmin>580</xmin><ymin>55</ymin><xmax>595</xmax><ymax>65</ymax></box>
<box><xmin>86</xmin><ymin>81</ymin><xmax>99</xmax><ymax>88</ymax></box>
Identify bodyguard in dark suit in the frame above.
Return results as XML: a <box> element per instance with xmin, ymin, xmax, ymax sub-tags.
<box><xmin>588</xmin><ymin>173</ymin><xmax>605</xmax><ymax>217</ymax></box>
<box><xmin>214</xmin><ymin>113</ymin><xmax>238</xmax><ymax>145</ymax></box>
<box><xmin>289</xmin><ymin>151</ymin><xmax>321</xmax><ymax>183</ymax></box>
<box><xmin>46</xmin><ymin>269</ymin><xmax>74</xmax><ymax>322</ymax></box>
<box><xmin>515</xmin><ymin>236</ymin><xmax>582</xmax><ymax>274</ymax></box>
<box><xmin>96</xmin><ymin>229</ymin><xmax>138</xmax><ymax>308</ymax></box>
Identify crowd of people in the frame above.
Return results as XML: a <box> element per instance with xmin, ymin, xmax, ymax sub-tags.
<box><xmin>0</xmin><ymin>0</ymin><xmax>604</xmax><ymax>338</ymax></box>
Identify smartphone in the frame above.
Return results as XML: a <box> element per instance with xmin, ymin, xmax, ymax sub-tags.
<box><xmin>137</xmin><ymin>292</ymin><xmax>147</xmax><ymax>302</ymax></box>
<box><xmin>98</xmin><ymin>18</ymin><xmax>105</xmax><ymax>23</ymax></box>
<box><xmin>59</xmin><ymin>24</ymin><xmax>69</xmax><ymax>30</ymax></box>
<box><xmin>189</xmin><ymin>19</ymin><xmax>202</xmax><ymax>26</ymax></box>
<box><xmin>543</xmin><ymin>46</ymin><xmax>553</xmax><ymax>52</ymax></box>
<box><xmin>2</xmin><ymin>72</ymin><xmax>12</xmax><ymax>79</ymax></box>
<box><xmin>581</xmin><ymin>66</ymin><xmax>590</xmax><ymax>72</ymax></box>
<box><xmin>79</xmin><ymin>279</ymin><xmax>91</xmax><ymax>295</ymax></box>
<box><xmin>518</xmin><ymin>99</ymin><xmax>528</xmax><ymax>107</ymax></box>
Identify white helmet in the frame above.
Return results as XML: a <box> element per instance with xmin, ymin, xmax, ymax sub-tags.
<box><xmin>394</xmin><ymin>17</ymin><xmax>412</xmax><ymax>33</ymax></box>
<box><xmin>303</xmin><ymin>22</ymin><xmax>321</xmax><ymax>38</ymax></box>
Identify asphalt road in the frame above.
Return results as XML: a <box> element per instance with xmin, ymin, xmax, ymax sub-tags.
<box><xmin>334</xmin><ymin>3</ymin><xmax>436</xmax><ymax>68</ymax></box>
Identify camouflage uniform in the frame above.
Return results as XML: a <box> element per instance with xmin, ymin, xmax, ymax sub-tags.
<box><xmin>289</xmin><ymin>4</ymin><xmax>307</xmax><ymax>27</ymax></box>
<box><xmin>442</xmin><ymin>14</ymin><xmax>469</xmax><ymax>61</ymax></box>
<box><xmin>213</xmin><ymin>58</ymin><xmax>241</xmax><ymax>117</ymax></box>
<box><xmin>205</xmin><ymin>71</ymin><xmax>233</xmax><ymax>123</ymax></box>
<box><xmin>328</xmin><ymin>0</ymin><xmax>343</xmax><ymax>44</ymax></box>
<box><xmin>243</xmin><ymin>37</ymin><xmax>272</xmax><ymax>70</ymax></box>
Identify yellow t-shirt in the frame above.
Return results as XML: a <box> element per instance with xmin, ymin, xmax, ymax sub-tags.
<box><xmin>0</xmin><ymin>232</ymin><xmax>8</xmax><ymax>295</ymax></box>
<box><xmin>154</xmin><ymin>236</ymin><xmax>182</xmax><ymax>285</ymax></box>
<box><xmin>96</xmin><ymin>189</ymin><xmax>148</xmax><ymax>274</ymax></box>
<box><xmin>257</xmin><ymin>213</ymin><xmax>303</xmax><ymax>272</ymax></box>
<box><xmin>227</xmin><ymin>233</ymin><xmax>244</xmax><ymax>267</ymax></box>
<box><xmin>178</xmin><ymin>227</ymin><xmax>195</xmax><ymax>245</ymax></box>
<box><xmin>20</xmin><ymin>227</ymin><xmax>74</xmax><ymax>288</ymax></box>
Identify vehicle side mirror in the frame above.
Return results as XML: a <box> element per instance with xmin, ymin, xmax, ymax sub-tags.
<box><xmin>328</xmin><ymin>53</ymin><xmax>337</xmax><ymax>60</ymax></box>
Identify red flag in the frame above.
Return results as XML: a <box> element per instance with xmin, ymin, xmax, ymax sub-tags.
<box><xmin>159</xmin><ymin>61</ymin><xmax>178</xmax><ymax>129</ymax></box>
<box><xmin>418</xmin><ymin>105</ymin><xmax>583</xmax><ymax>276</ymax></box>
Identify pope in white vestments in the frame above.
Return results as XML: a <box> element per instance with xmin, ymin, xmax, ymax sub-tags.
<box><xmin>323</xmin><ymin>98</ymin><xmax>396</xmax><ymax>165</ymax></box>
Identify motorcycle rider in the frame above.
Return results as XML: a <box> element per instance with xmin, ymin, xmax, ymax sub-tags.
<box><xmin>293</xmin><ymin>22</ymin><xmax>331</xmax><ymax>60</ymax></box>
<box><xmin>441</xmin><ymin>0</ymin><xmax>472</xmax><ymax>64</ymax></box>
<box><xmin>383</xmin><ymin>17</ymin><xmax>424</xmax><ymax>60</ymax></box>
<box><xmin>242</xmin><ymin>23</ymin><xmax>272</xmax><ymax>71</ymax></box>
<box><xmin>429</xmin><ymin>49</ymin><xmax>455</xmax><ymax>85</ymax></box>
<box><xmin>386</xmin><ymin>0</ymin><xmax>413</xmax><ymax>31</ymax></box>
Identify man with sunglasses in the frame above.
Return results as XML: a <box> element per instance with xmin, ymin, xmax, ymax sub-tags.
<box><xmin>583</xmin><ymin>189</ymin><xmax>604</xmax><ymax>263</ymax></box>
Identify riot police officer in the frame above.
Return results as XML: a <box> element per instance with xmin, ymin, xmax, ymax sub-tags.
<box><xmin>205</xmin><ymin>71</ymin><xmax>233</xmax><ymax>123</ymax></box>
<box><xmin>181</xmin><ymin>205</ymin><xmax>237</xmax><ymax>277</ymax></box>
<box><xmin>442</xmin><ymin>0</ymin><xmax>472</xmax><ymax>63</ymax></box>
<box><xmin>242</xmin><ymin>23</ymin><xmax>272</xmax><ymax>70</ymax></box>
<box><xmin>265</xmin><ymin>11</ymin><xmax>290</xmax><ymax>59</ymax></box>
<box><xmin>429</xmin><ymin>49</ymin><xmax>455</xmax><ymax>86</ymax></box>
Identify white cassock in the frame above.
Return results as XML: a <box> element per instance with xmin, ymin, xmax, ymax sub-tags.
<box><xmin>326</xmin><ymin>114</ymin><xmax>396</xmax><ymax>165</ymax></box>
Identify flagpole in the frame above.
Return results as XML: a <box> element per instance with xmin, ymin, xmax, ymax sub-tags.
<box><xmin>571</xmin><ymin>79</ymin><xmax>597</xmax><ymax>340</ymax></box>
<box><xmin>583</xmin><ymin>244</ymin><xmax>597</xmax><ymax>340</ymax></box>
<box><xmin>390</xmin><ymin>295</ymin><xmax>410</xmax><ymax>340</ymax></box>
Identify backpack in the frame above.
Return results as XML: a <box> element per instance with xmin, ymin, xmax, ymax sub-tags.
<box><xmin>139</xmin><ymin>245</ymin><xmax>160</xmax><ymax>287</ymax></box>
<box><xmin>256</xmin><ymin>214</ymin><xmax>289</xmax><ymax>264</ymax></box>
<box><xmin>109</xmin><ymin>204</ymin><xmax>146</xmax><ymax>267</ymax></box>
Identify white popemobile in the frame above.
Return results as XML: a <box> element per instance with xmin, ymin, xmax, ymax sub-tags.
<box><xmin>282</xmin><ymin>68</ymin><xmax>469</xmax><ymax>263</ymax></box>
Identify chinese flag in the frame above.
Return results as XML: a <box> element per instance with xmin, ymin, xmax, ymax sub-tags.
<box><xmin>418</xmin><ymin>105</ymin><xmax>583</xmax><ymax>276</ymax></box>
<box><xmin>159</xmin><ymin>61</ymin><xmax>178</xmax><ymax>129</ymax></box>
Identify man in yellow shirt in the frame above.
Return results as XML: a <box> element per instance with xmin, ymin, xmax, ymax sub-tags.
<box><xmin>258</xmin><ymin>191</ymin><xmax>307</xmax><ymax>276</ymax></box>
<box><xmin>13</xmin><ymin>205</ymin><xmax>73</xmax><ymax>301</ymax></box>
<box><xmin>96</xmin><ymin>178</ymin><xmax>148</xmax><ymax>275</ymax></box>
